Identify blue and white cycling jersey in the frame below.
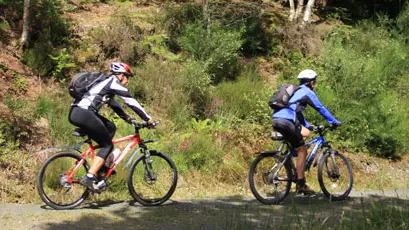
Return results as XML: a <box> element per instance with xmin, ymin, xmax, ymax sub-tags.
<box><xmin>272</xmin><ymin>84</ymin><xmax>340</xmax><ymax>128</ymax></box>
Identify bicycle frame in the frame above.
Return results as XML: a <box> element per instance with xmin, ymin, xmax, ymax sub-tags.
<box><xmin>273</xmin><ymin>130</ymin><xmax>332</xmax><ymax>179</ymax></box>
<box><xmin>304</xmin><ymin>136</ymin><xmax>327</xmax><ymax>171</ymax></box>
<box><xmin>66</xmin><ymin>130</ymin><xmax>155</xmax><ymax>183</ymax></box>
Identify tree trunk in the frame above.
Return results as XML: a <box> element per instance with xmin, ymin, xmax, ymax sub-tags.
<box><xmin>289</xmin><ymin>0</ymin><xmax>295</xmax><ymax>22</ymax></box>
<box><xmin>203</xmin><ymin>0</ymin><xmax>211</xmax><ymax>37</ymax></box>
<box><xmin>302</xmin><ymin>0</ymin><xmax>316</xmax><ymax>26</ymax></box>
<box><xmin>21</xmin><ymin>0</ymin><xmax>31</xmax><ymax>48</ymax></box>
<box><xmin>294</xmin><ymin>0</ymin><xmax>304</xmax><ymax>20</ymax></box>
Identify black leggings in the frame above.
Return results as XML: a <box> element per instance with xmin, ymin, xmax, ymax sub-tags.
<box><xmin>69</xmin><ymin>106</ymin><xmax>116</xmax><ymax>159</ymax></box>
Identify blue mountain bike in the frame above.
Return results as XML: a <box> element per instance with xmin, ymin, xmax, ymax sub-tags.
<box><xmin>249</xmin><ymin>125</ymin><xmax>353</xmax><ymax>204</ymax></box>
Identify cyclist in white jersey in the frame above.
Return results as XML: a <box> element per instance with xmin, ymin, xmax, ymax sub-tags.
<box><xmin>69</xmin><ymin>62</ymin><xmax>154</xmax><ymax>192</ymax></box>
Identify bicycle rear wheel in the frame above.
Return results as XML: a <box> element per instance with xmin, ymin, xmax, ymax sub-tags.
<box><xmin>318</xmin><ymin>150</ymin><xmax>353</xmax><ymax>201</ymax></box>
<box><xmin>37</xmin><ymin>152</ymin><xmax>90</xmax><ymax>210</ymax></box>
<box><xmin>128</xmin><ymin>151</ymin><xmax>178</xmax><ymax>206</ymax></box>
<box><xmin>248</xmin><ymin>152</ymin><xmax>292</xmax><ymax>205</ymax></box>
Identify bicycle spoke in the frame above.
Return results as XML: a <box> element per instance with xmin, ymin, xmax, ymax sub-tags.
<box><xmin>318</xmin><ymin>151</ymin><xmax>353</xmax><ymax>200</ymax></box>
<box><xmin>249</xmin><ymin>154</ymin><xmax>292</xmax><ymax>205</ymax></box>
<box><xmin>38</xmin><ymin>152</ymin><xmax>89</xmax><ymax>209</ymax></box>
<box><xmin>133</xmin><ymin>158</ymin><xmax>171</xmax><ymax>198</ymax></box>
<box><xmin>128</xmin><ymin>152</ymin><xmax>177</xmax><ymax>206</ymax></box>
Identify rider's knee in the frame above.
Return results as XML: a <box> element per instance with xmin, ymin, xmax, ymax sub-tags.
<box><xmin>301</xmin><ymin>126</ymin><xmax>310</xmax><ymax>139</ymax></box>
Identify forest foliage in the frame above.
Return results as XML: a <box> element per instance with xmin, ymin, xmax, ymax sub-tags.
<box><xmin>1</xmin><ymin>0</ymin><xmax>409</xmax><ymax>183</ymax></box>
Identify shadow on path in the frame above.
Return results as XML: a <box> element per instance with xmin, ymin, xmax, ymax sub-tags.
<box><xmin>29</xmin><ymin>191</ymin><xmax>409</xmax><ymax>230</ymax></box>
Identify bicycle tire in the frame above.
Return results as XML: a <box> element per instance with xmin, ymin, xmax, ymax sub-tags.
<box><xmin>317</xmin><ymin>150</ymin><xmax>353</xmax><ymax>201</ymax></box>
<box><xmin>249</xmin><ymin>152</ymin><xmax>292</xmax><ymax>205</ymax></box>
<box><xmin>127</xmin><ymin>151</ymin><xmax>178</xmax><ymax>206</ymax></box>
<box><xmin>37</xmin><ymin>152</ymin><xmax>90</xmax><ymax>210</ymax></box>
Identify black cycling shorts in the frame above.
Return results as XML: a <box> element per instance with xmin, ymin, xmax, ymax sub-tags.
<box><xmin>272</xmin><ymin>118</ymin><xmax>304</xmax><ymax>149</ymax></box>
<box><xmin>69</xmin><ymin>106</ymin><xmax>116</xmax><ymax>159</ymax></box>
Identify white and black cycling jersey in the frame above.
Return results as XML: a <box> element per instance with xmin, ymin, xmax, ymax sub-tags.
<box><xmin>72</xmin><ymin>76</ymin><xmax>151</xmax><ymax>121</ymax></box>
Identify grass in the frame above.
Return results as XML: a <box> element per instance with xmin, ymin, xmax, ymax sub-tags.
<box><xmin>115</xmin><ymin>1</ymin><xmax>133</xmax><ymax>7</ymax></box>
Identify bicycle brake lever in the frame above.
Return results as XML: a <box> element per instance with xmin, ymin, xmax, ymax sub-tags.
<box><xmin>308</xmin><ymin>125</ymin><xmax>317</xmax><ymax>132</ymax></box>
<box><xmin>147</xmin><ymin>120</ymin><xmax>160</xmax><ymax>129</ymax></box>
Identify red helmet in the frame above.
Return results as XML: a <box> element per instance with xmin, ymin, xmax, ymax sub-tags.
<box><xmin>110</xmin><ymin>62</ymin><xmax>133</xmax><ymax>77</ymax></box>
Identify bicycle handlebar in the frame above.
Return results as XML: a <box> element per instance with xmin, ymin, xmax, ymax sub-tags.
<box><xmin>131</xmin><ymin>120</ymin><xmax>160</xmax><ymax>130</ymax></box>
<box><xmin>309</xmin><ymin>123</ymin><xmax>341</xmax><ymax>134</ymax></box>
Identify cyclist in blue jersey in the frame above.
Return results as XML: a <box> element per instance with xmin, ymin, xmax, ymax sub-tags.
<box><xmin>272</xmin><ymin>69</ymin><xmax>341</xmax><ymax>195</ymax></box>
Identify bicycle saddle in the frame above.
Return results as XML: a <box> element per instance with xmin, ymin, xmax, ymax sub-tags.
<box><xmin>73</xmin><ymin>128</ymin><xmax>87</xmax><ymax>137</ymax></box>
<box><xmin>271</xmin><ymin>131</ymin><xmax>284</xmax><ymax>141</ymax></box>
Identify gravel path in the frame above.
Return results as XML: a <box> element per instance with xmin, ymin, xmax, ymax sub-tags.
<box><xmin>1</xmin><ymin>190</ymin><xmax>409</xmax><ymax>230</ymax></box>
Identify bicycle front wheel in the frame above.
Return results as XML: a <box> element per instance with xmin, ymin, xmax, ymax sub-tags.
<box><xmin>318</xmin><ymin>150</ymin><xmax>353</xmax><ymax>201</ymax></box>
<box><xmin>128</xmin><ymin>151</ymin><xmax>178</xmax><ymax>206</ymax></box>
<box><xmin>37</xmin><ymin>152</ymin><xmax>90</xmax><ymax>210</ymax></box>
<box><xmin>249</xmin><ymin>152</ymin><xmax>292</xmax><ymax>205</ymax></box>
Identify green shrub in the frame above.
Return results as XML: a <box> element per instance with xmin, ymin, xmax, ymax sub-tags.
<box><xmin>6</xmin><ymin>73</ymin><xmax>29</xmax><ymax>95</ymax></box>
<box><xmin>162</xmin><ymin>2</ymin><xmax>275</xmax><ymax>56</ymax></box>
<box><xmin>128</xmin><ymin>56</ymin><xmax>191</xmax><ymax>125</ymax></box>
<box><xmin>2</xmin><ymin>96</ymin><xmax>35</xmax><ymax>146</ymax></box>
<box><xmin>397</xmin><ymin>3</ymin><xmax>409</xmax><ymax>42</ymax></box>
<box><xmin>207</xmin><ymin>2</ymin><xmax>274</xmax><ymax>57</ymax></box>
<box><xmin>0</xmin><ymin>118</ymin><xmax>20</xmax><ymax>152</ymax></box>
<box><xmin>23</xmin><ymin>43</ymin><xmax>54</xmax><ymax>76</ymax></box>
<box><xmin>35</xmin><ymin>92</ymin><xmax>79</xmax><ymax>145</ymax></box>
<box><xmin>89</xmin><ymin>12</ymin><xmax>149</xmax><ymax>66</ymax></box>
<box><xmin>50</xmin><ymin>48</ymin><xmax>76</xmax><ymax>80</ymax></box>
<box><xmin>142</xmin><ymin>35</ymin><xmax>180</xmax><ymax>61</ymax></box>
<box><xmin>169</xmin><ymin>120</ymin><xmax>224</xmax><ymax>173</ymax></box>
<box><xmin>0</xmin><ymin>21</ymin><xmax>10</xmax><ymax>43</ymax></box>
<box><xmin>182</xmin><ymin>60</ymin><xmax>212</xmax><ymax>118</ymax></box>
<box><xmin>316</xmin><ymin>22</ymin><xmax>409</xmax><ymax>157</ymax></box>
<box><xmin>161</xmin><ymin>3</ymin><xmax>203</xmax><ymax>52</ymax></box>
<box><xmin>178</xmin><ymin>22</ymin><xmax>243</xmax><ymax>83</ymax></box>
<box><xmin>178</xmin><ymin>132</ymin><xmax>223</xmax><ymax>172</ymax></box>
<box><xmin>213</xmin><ymin>71</ymin><xmax>271</xmax><ymax>125</ymax></box>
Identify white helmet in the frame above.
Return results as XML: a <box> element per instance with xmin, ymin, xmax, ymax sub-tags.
<box><xmin>297</xmin><ymin>69</ymin><xmax>317</xmax><ymax>83</ymax></box>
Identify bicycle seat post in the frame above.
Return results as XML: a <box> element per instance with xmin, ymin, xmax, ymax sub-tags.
<box><xmin>277</xmin><ymin>142</ymin><xmax>285</xmax><ymax>152</ymax></box>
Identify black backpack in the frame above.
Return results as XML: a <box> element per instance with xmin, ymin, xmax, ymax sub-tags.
<box><xmin>68</xmin><ymin>72</ymin><xmax>110</xmax><ymax>99</ymax></box>
<box><xmin>268</xmin><ymin>83</ymin><xmax>300</xmax><ymax>110</ymax></box>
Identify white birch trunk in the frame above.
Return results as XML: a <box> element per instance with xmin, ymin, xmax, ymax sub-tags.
<box><xmin>294</xmin><ymin>0</ymin><xmax>304</xmax><ymax>20</ymax></box>
<box><xmin>21</xmin><ymin>0</ymin><xmax>31</xmax><ymax>47</ymax></box>
<box><xmin>302</xmin><ymin>0</ymin><xmax>316</xmax><ymax>26</ymax></box>
<box><xmin>289</xmin><ymin>0</ymin><xmax>295</xmax><ymax>22</ymax></box>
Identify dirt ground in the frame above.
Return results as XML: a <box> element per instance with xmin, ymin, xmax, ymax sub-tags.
<box><xmin>1</xmin><ymin>190</ymin><xmax>409</xmax><ymax>230</ymax></box>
